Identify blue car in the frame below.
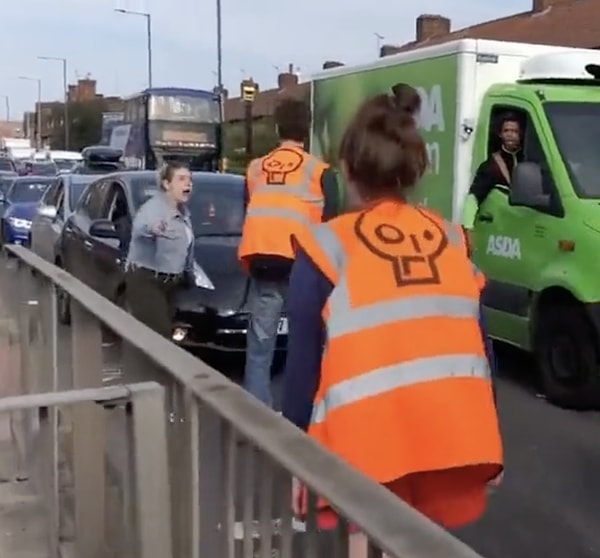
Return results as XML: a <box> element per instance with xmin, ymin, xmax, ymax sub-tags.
<box><xmin>0</xmin><ymin>176</ymin><xmax>54</xmax><ymax>246</ymax></box>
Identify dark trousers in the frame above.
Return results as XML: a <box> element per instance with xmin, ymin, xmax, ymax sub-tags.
<box><xmin>124</xmin><ymin>267</ymin><xmax>183</xmax><ymax>338</ymax></box>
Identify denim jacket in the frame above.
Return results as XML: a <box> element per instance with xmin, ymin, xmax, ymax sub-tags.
<box><xmin>126</xmin><ymin>191</ymin><xmax>195</xmax><ymax>275</ymax></box>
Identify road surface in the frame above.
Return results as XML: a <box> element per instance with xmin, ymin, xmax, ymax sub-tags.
<box><xmin>51</xmin><ymin>325</ymin><xmax>600</xmax><ymax>557</ymax></box>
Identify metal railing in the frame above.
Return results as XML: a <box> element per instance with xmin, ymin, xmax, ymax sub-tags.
<box><xmin>0</xmin><ymin>244</ymin><xmax>485</xmax><ymax>558</ymax></box>
<box><xmin>0</xmin><ymin>384</ymin><xmax>172</xmax><ymax>558</ymax></box>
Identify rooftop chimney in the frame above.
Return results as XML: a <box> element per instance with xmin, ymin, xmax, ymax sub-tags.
<box><xmin>277</xmin><ymin>64</ymin><xmax>299</xmax><ymax>89</ymax></box>
<box><xmin>380</xmin><ymin>45</ymin><xmax>402</xmax><ymax>57</ymax></box>
<box><xmin>532</xmin><ymin>0</ymin><xmax>566</xmax><ymax>12</ymax></box>
<box><xmin>322</xmin><ymin>61</ymin><xmax>344</xmax><ymax>69</ymax></box>
<box><xmin>416</xmin><ymin>14</ymin><xmax>450</xmax><ymax>42</ymax></box>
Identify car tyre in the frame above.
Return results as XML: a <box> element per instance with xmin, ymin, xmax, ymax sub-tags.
<box><xmin>535</xmin><ymin>300</ymin><xmax>600</xmax><ymax>410</ymax></box>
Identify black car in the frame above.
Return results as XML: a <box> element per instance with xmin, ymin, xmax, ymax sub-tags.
<box><xmin>59</xmin><ymin>170</ymin><xmax>287</xmax><ymax>352</ymax></box>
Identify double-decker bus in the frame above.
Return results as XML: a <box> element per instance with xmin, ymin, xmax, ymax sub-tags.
<box><xmin>109</xmin><ymin>87</ymin><xmax>221</xmax><ymax>171</ymax></box>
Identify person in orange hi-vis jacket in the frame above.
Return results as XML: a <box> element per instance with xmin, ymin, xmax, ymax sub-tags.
<box><xmin>281</xmin><ymin>84</ymin><xmax>503</xmax><ymax>557</ymax></box>
<box><xmin>238</xmin><ymin>98</ymin><xmax>340</xmax><ymax>407</ymax></box>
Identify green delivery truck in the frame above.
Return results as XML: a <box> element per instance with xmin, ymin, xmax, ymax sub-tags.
<box><xmin>310</xmin><ymin>38</ymin><xmax>600</xmax><ymax>409</ymax></box>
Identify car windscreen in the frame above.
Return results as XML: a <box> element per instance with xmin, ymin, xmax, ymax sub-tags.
<box><xmin>30</xmin><ymin>162</ymin><xmax>58</xmax><ymax>176</ymax></box>
<box><xmin>188</xmin><ymin>176</ymin><xmax>244</xmax><ymax>235</ymax></box>
<box><xmin>0</xmin><ymin>176</ymin><xmax>15</xmax><ymax>194</ymax></box>
<box><xmin>544</xmin><ymin>102</ymin><xmax>600</xmax><ymax>198</ymax></box>
<box><xmin>68</xmin><ymin>176</ymin><xmax>96</xmax><ymax>208</ymax></box>
<box><xmin>130</xmin><ymin>174</ymin><xmax>245</xmax><ymax>235</ymax></box>
<box><xmin>8</xmin><ymin>179</ymin><xmax>52</xmax><ymax>203</ymax></box>
<box><xmin>54</xmin><ymin>159</ymin><xmax>79</xmax><ymax>171</ymax></box>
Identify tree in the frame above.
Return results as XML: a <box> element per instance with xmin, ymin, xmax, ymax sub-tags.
<box><xmin>49</xmin><ymin>99</ymin><xmax>107</xmax><ymax>150</ymax></box>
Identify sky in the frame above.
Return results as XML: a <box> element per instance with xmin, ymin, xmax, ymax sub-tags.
<box><xmin>1</xmin><ymin>0</ymin><xmax>531</xmax><ymax>120</ymax></box>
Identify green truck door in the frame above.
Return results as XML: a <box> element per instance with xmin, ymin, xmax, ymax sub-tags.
<box><xmin>472</xmin><ymin>98</ymin><xmax>555</xmax><ymax>348</ymax></box>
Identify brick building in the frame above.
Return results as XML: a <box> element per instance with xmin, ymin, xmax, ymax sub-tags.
<box><xmin>0</xmin><ymin>121</ymin><xmax>23</xmax><ymax>138</ymax></box>
<box><xmin>223</xmin><ymin>64</ymin><xmax>308</xmax><ymax>124</ymax></box>
<box><xmin>23</xmin><ymin>77</ymin><xmax>124</xmax><ymax>145</ymax></box>
<box><xmin>224</xmin><ymin>0</ymin><xmax>600</xmax><ymax>126</ymax></box>
<box><xmin>381</xmin><ymin>0</ymin><xmax>600</xmax><ymax>56</ymax></box>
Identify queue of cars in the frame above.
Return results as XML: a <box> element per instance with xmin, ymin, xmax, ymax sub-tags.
<box><xmin>0</xmin><ymin>144</ymin><xmax>282</xmax><ymax>354</ymax></box>
<box><xmin>19</xmin><ymin>162</ymin><xmax>282</xmax><ymax>354</ymax></box>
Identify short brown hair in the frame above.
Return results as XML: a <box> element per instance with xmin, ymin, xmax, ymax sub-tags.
<box><xmin>274</xmin><ymin>98</ymin><xmax>310</xmax><ymax>142</ymax></box>
<box><xmin>159</xmin><ymin>160</ymin><xmax>189</xmax><ymax>189</ymax></box>
<box><xmin>339</xmin><ymin>86</ymin><xmax>427</xmax><ymax>197</ymax></box>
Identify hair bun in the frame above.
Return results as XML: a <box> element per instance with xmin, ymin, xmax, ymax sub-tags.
<box><xmin>390</xmin><ymin>83</ymin><xmax>421</xmax><ymax>117</ymax></box>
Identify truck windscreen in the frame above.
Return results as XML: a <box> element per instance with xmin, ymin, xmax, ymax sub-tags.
<box><xmin>545</xmin><ymin>102</ymin><xmax>600</xmax><ymax>198</ymax></box>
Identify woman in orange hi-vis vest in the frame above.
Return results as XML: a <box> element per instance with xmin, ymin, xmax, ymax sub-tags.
<box><xmin>281</xmin><ymin>84</ymin><xmax>502</xmax><ymax>556</ymax></box>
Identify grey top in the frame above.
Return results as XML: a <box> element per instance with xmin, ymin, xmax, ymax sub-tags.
<box><xmin>126</xmin><ymin>191</ymin><xmax>195</xmax><ymax>275</ymax></box>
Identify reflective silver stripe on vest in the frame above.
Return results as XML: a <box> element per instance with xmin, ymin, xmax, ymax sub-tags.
<box><xmin>310</xmin><ymin>354</ymin><xmax>490</xmax><ymax>425</ymax></box>
<box><xmin>249</xmin><ymin>154</ymin><xmax>324</xmax><ymax>207</ymax></box>
<box><xmin>245</xmin><ymin>206</ymin><xmax>315</xmax><ymax>226</ymax></box>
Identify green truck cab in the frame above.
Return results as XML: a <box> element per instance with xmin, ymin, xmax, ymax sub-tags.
<box><xmin>309</xmin><ymin>39</ymin><xmax>600</xmax><ymax>408</ymax></box>
<box><xmin>471</xmin><ymin>80</ymin><xmax>600</xmax><ymax>408</ymax></box>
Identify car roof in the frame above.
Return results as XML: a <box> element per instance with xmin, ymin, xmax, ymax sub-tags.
<box><xmin>12</xmin><ymin>175</ymin><xmax>54</xmax><ymax>183</ymax></box>
<box><xmin>104</xmin><ymin>170</ymin><xmax>244</xmax><ymax>182</ymax></box>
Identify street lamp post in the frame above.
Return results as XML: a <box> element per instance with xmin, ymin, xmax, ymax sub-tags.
<box><xmin>115</xmin><ymin>8</ymin><xmax>152</xmax><ymax>88</ymax></box>
<box><xmin>216</xmin><ymin>0</ymin><xmax>223</xmax><ymax>95</ymax></box>
<box><xmin>0</xmin><ymin>96</ymin><xmax>9</xmax><ymax>121</ymax></box>
<box><xmin>216</xmin><ymin>0</ymin><xmax>225</xmax><ymax>171</ymax></box>
<box><xmin>38</xmin><ymin>56</ymin><xmax>69</xmax><ymax>149</ymax></box>
<box><xmin>19</xmin><ymin>76</ymin><xmax>42</xmax><ymax>149</ymax></box>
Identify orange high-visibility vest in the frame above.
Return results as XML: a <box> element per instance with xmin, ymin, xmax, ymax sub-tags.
<box><xmin>238</xmin><ymin>145</ymin><xmax>327</xmax><ymax>266</ymax></box>
<box><xmin>297</xmin><ymin>200</ymin><xmax>502</xmax><ymax>488</ymax></box>
<box><xmin>420</xmin><ymin>207</ymin><xmax>486</xmax><ymax>291</ymax></box>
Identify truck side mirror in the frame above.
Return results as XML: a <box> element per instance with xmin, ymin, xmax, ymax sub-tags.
<box><xmin>509</xmin><ymin>162</ymin><xmax>551</xmax><ymax>209</ymax></box>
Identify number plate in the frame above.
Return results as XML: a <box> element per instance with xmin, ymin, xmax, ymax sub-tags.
<box><xmin>277</xmin><ymin>317</ymin><xmax>288</xmax><ymax>335</ymax></box>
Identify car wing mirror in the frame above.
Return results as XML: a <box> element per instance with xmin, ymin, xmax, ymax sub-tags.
<box><xmin>89</xmin><ymin>218</ymin><xmax>118</xmax><ymax>239</ymax></box>
<box><xmin>509</xmin><ymin>162</ymin><xmax>550</xmax><ymax>208</ymax></box>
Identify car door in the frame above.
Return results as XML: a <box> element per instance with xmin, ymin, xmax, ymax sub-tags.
<box><xmin>31</xmin><ymin>178</ymin><xmax>62</xmax><ymax>262</ymax></box>
<box><xmin>63</xmin><ymin>179</ymin><xmax>110</xmax><ymax>287</ymax></box>
<box><xmin>92</xmin><ymin>180</ymin><xmax>129</xmax><ymax>300</ymax></box>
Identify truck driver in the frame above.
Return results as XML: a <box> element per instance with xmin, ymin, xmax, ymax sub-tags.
<box><xmin>461</xmin><ymin>112</ymin><xmax>524</xmax><ymax>231</ymax></box>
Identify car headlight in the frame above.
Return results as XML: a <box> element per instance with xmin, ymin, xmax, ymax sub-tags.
<box><xmin>193</xmin><ymin>261</ymin><xmax>215</xmax><ymax>290</ymax></box>
<box><xmin>8</xmin><ymin>217</ymin><xmax>31</xmax><ymax>230</ymax></box>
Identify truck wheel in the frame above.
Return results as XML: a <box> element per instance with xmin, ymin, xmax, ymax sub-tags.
<box><xmin>535</xmin><ymin>301</ymin><xmax>600</xmax><ymax>409</ymax></box>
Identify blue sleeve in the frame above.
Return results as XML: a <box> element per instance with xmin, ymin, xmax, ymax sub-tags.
<box><xmin>282</xmin><ymin>248</ymin><xmax>333</xmax><ymax>431</ymax></box>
